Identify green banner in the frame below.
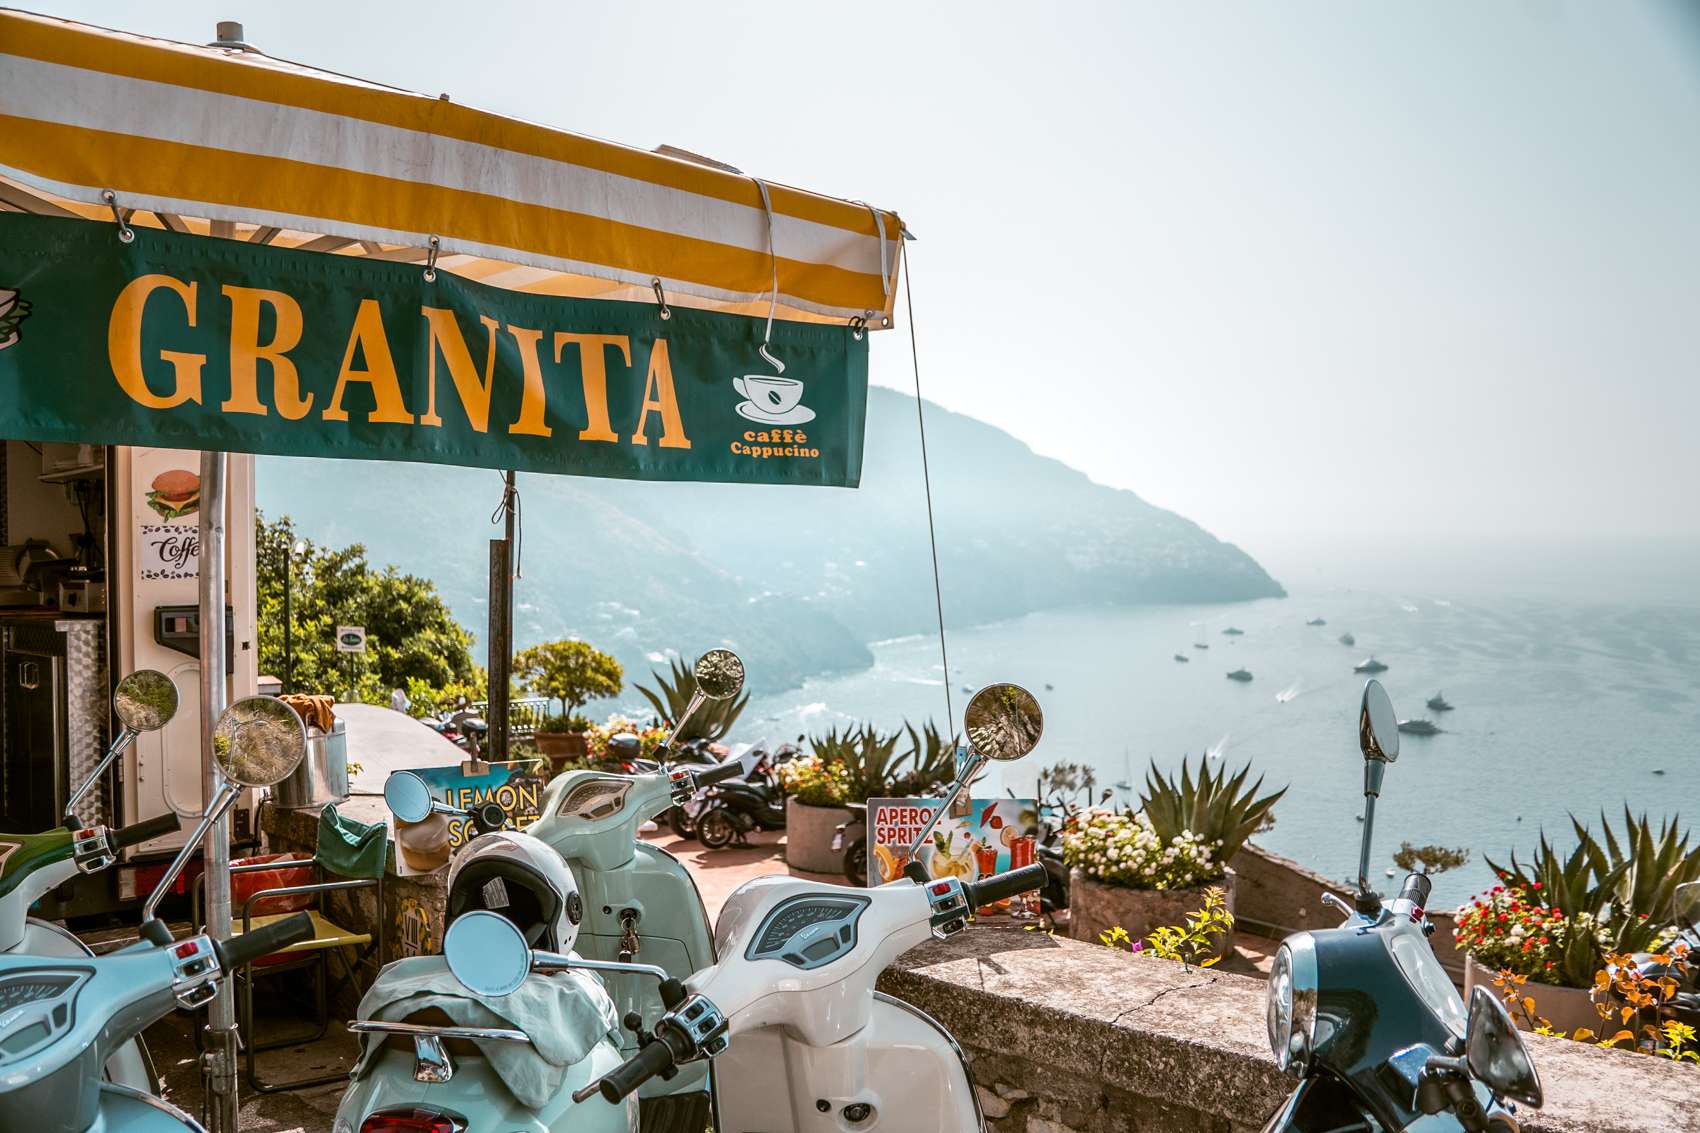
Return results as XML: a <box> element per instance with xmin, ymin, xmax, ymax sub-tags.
<box><xmin>0</xmin><ymin>214</ymin><xmax>867</xmax><ymax>487</ymax></box>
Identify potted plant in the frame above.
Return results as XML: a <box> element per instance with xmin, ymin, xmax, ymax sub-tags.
<box><xmin>1460</xmin><ymin>810</ymin><xmax>1700</xmax><ymax>1034</ymax></box>
<box><xmin>1064</xmin><ymin>757</ymin><xmax>1284</xmax><ymax>964</ymax></box>
<box><xmin>535</xmin><ymin>713</ymin><xmax>593</xmax><ymax>766</ymax></box>
<box><xmin>777</xmin><ymin>752</ymin><xmax>854</xmax><ymax>872</ymax></box>
<box><xmin>513</xmin><ymin>639</ymin><xmax>623</xmax><ymax>743</ymax></box>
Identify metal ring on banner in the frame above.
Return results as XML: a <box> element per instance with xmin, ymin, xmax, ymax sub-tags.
<box><xmin>423</xmin><ymin>235</ymin><xmax>441</xmax><ymax>282</ymax></box>
<box><xmin>849</xmin><ymin>316</ymin><xmax>866</xmax><ymax>341</ymax></box>
<box><xmin>101</xmin><ymin>190</ymin><xmax>135</xmax><ymax>244</ymax></box>
<box><xmin>752</xmin><ymin>178</ymin><xmax>785</xmax><ymax>375</ymax></box>
<box><xmin>651</xmin><ymin>277</ymin><xmax>672</xmax><ymax>320</ymax></box>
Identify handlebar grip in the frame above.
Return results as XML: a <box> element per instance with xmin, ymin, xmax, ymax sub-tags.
<box><xmin>111</xmin><ymin>812</ymin><xmax>181</xmax><ymax>849</ymax></box>
<box><xmin>695</xmin><ymin>760</ymin><xmax>745</xmax><ymax>787</ymax></box>
<box><xmin>965</xmin><ymin>863</ymin><xmax>1047</xmax><ymax>908</ymax></box>
<box><xmin>212</xmin><ymin>911</ymin><xmax>315</xmax><ymax>972</ymax></box>
<box><xmin>597</xmin><ymin>1034</ymin><xmax>678</xmax><ymax>1103</ymax></box>
<box><xmin>1397</xmin><ymin>872</ymin><xmax>1433</xmax><ymax>908</ymax></box>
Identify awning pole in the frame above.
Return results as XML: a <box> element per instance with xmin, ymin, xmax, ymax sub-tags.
<box><xmin>197</xmin><ymin>450</ymin><xmax>237</xmax><ymax>1132</ymax></box>
<box><xmin>487</xmin><ymin>470</ymin><xmax>516</xmax><ymax>762</ymax></box>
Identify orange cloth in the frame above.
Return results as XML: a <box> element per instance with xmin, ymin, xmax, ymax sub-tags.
<box><xmin>278</xmin><ymin>694</ymin><xmax>335</xmax><ymax>734</ymax></box>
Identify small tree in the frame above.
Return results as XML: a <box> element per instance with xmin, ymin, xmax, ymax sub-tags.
<box><xmin>1393</xmin><ymin>842</ymin><xmax>1470</xmax><ymax>876</ymax></box>
<box><xmin>513</xmin><ymin>640</ymin><xmax>623</xmax><ymax>719</ymax></box>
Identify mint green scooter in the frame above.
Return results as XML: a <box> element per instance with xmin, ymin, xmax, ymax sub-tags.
<box><xmin>526</xmin><ymin>648</ymin><xmax>750</xmax><ymax>1131</ymax></box>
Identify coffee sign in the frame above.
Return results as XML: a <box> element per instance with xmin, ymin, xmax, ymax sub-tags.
<box><xmin>0</xmin><ymin>214</ymin><xmax>869</xmax><ymax>489</ymax></box>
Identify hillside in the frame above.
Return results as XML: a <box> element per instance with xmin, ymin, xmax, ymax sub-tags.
<box><xmin>257</xmin><ymin>387</ymin><xmax>1282</xmax><ymax>692</ymax></box>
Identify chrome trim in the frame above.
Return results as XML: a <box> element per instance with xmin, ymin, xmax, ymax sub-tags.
<box><xmin>413</xmin><ymin>1033</ymin><xmax>454</xmax><ymax>1083</ymax></box>
<box><xmin>347</xmin><ymin>1019</ymin><xmax>531</xmax><ymax>1043</ymax></box>
<box><xmin>1284</xmin><ymin>932</ymin><xmax>1319</xmax><ymax>1064</ymax></box>
<box><xmin>873</xmin><ymin>991</ymin><xmax>986</xmax><ymax>1131</ymax></box>
<box><xmin>99</xmin><ymin>1081</ymin><xmax>208</xmax><ymax>1132</ymax></box>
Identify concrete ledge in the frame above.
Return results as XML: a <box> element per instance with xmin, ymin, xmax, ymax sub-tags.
<box><xmin>877</xmin><ymin>925</ymin><xmax>1695</xmax><ymax>1133</ymax></box>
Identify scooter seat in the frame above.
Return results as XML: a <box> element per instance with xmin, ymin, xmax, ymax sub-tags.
<box><xmin>352</xmin><ymin>953</ymin><xmax>619</xmax><ymax>1110</ymax></box>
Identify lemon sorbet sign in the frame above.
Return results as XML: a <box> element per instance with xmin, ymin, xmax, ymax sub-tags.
<box><xmin>0</xmin><ymin>215</ymin><xmax>869</xmax><ymax>488</ymax></box>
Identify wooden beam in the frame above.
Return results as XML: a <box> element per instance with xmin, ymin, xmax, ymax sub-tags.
<box><xmin>209</xmin><ymin>219</ymin><xmax>235</xmax><ymax>239</ymax></box>
<box><xmin>154</xmin><ymin>212</ymin><xmax>190</xmax><ymax>233</ymax></box>
<box><xmin>248</xmin><ymin>226</ymin><xmax>281</xmax><ymax>245</ymax></box>
<box><xmin>357</xmin><ymin>245</ymin><xmax>434</xmax><ymax>263</ymax></box>
<box><xmin>294</xmin><ymin>234</ymin><xmax>356</xmax><ymax>254</ymax></box>
<box><xmin>0</xmin><ymin>180</ymin><xmax>78</xmax><ymax>217</ymax></box>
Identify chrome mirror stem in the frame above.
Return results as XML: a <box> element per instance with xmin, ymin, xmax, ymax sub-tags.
<box><xmin>142</xmin><ymin>784</ymin><xmax>237</xmax><ymax>923</ymax></box>
<box><xmin>904</xmin><ymin>749</ymin><xmax>985</xmax><ymax>863</ymax></box>
<box><xmin>65</xmin><ymin>728</ymin><xmax>137</xmax><ymax>821</ymax></box>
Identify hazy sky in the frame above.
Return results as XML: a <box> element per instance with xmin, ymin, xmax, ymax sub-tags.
<box><xmin>35</xmin><ymin>1</ymin><xmax>1700</xmax><ymax>553</ymax></box>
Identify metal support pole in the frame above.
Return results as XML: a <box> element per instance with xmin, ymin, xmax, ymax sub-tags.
<box><xmin>282</xmin><ymin>542</ymin><xmax>292</xmax><ymax>694</ymax></box>
<box><xmin>486</xmin><ymin>471</ymin><xmax>516</xmax><ymax>762</ymax></box>
<box><xmin>198</xmin><ymin>451</ymin><xmax>236</xmax><ymax>1132</ymax></box>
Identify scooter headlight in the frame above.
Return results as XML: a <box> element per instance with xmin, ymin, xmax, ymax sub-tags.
<box><xmin>1266</xmin><ymin>935</ymin><xmax>1318</xmax><ymax>1072</ymax></box>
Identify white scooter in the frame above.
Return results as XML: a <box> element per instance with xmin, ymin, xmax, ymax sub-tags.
<box><xmin>0</xmin><ymin>693</ymin><xmax>316</xmax><ymax>1133</ymax></box>
<box><xmin>463</xmin><ymin>683</ymin><xmax>1048</xmax><ymax>1133</ymax></box>
<box><xmin>0</xmin><ymin>669</ymin><xmax>184</xmax><ymax>1091</ymax></box>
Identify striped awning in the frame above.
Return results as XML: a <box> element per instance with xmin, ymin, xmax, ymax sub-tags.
<box><xmin>0</xmin><ymin>9</ymin><xmax>904</xmax><ymax>327</ymax></box>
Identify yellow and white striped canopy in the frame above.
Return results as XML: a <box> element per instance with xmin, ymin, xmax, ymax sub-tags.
<box><xmin>0</xmin><ymin>9</ymin><xmax>904</xmax><ymax>327</ymax></box>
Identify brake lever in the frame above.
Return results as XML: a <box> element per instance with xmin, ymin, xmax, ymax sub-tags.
<box><xmin>1322</xmin><ymin>892</ymin><xmax>1355</xmax><ymax>921</ymax></box>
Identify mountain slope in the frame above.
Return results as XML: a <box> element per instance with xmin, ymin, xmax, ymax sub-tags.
<box><xmin>257</xmin><ymin>387</ymin><xmax>1281</xmax><ymax>692</ymax></box>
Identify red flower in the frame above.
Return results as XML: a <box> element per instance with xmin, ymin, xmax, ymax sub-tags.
<box><xmin>1531</xmin><ymin>882</ymin><xmax>1543</xmax><ymax>891</ymax></box>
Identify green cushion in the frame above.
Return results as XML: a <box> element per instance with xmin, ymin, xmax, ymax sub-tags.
<box><xmin>0</xmin><ymin>829</ymin><xmax>73</xmax><ymax>900</ymax></box>
<box><xmin>317</xmin><ymin>805</ymin><xmax>386</xmax><ymax>880</ymax></box>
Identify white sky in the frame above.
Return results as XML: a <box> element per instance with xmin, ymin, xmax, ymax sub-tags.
<box><xmin>36</xmin><ymin>1</ymin><xmax>1700</xmax><ymax>550</ymax></box>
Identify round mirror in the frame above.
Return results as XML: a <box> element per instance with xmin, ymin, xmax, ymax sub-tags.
<box><xmin>964</xmin><ymin>683</ymin><xmax>1044</xmax><ymax>761</ymax></box>
<box><xmin>113</xmin><ymin>670</ymin><xmax>178</xmax><ymax>733</ymax></box>
<box><xmin>1358</xmin><ymin>679</ymin><xmax>1399</xmax><ymax>763</ymax></box>
<box><xmin>384</xmin><ymin>771</ymin><xmax>436</xmax><ymax>824</ymax></box>
<box><xmin>444</xmin><ymin>909</ymin><xmax>532</xmax><ymax>997</ymax></box>
<box><xmin>212</xmin><ymin>695</ymin><xmax>308</xmax><ymax>788</ymax></box>
<box><xmin>694</xmin><ymin>649</ymin><xmax>745</xmax><ymax>701</ymax></box>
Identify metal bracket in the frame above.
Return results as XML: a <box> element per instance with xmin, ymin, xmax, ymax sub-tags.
<box><xmin>100</xmin><ymin>190</ymin><xmax>135</xmax><ymax>244</ymax></box>
<box><xmin>413</xmin><ymin>1033</ymin><xmax>455</xmax><ymax>1083</ymax></box>
<box><xmin>651</xmin><ymin>277</ymin><xmax>672</xmax><ymax>320</ymax></box>
<box><xmin>423</xmin><ymin>235</ymin><xmax>441</xmax><ymax>282</ymax></box>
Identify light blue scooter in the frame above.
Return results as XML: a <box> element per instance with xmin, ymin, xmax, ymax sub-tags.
<box><xmin>526</xmin><ymin>648</ymin><xmax>751</xmax><ymax>1130</ymax></box>
<box><xmin>0</xmin><ymin>694</ymin><xmax>317</xmax><ymax>1133</ymax></box>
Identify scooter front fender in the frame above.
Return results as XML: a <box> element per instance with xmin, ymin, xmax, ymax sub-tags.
<box><xmin>92</xmin><ymin>1083</ymin><xmax>205</xmax><ymax>1132</ymax></box>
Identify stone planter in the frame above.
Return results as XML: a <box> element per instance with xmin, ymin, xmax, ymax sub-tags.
<box><xmin>535</xmin><ymin>731</ymin><xmax>589</xmax><ymax>769</ymax></box>
<box><xmin>1464</xmin><ymin>954</ymin><xmax>1598</xmax><ymax>1036</ymax></box>
<box><xmin>786</xmin><ymin>797</ymin><xmax>852</xmax><ymax>873</ymax></box>
<box><xmin>1067</xmin><ymin>867</ymin><xmax>1238</xmax><ymax>963</ymax></box>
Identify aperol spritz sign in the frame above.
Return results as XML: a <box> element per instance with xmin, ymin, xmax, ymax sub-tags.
<box><xmin>867</xmin><ymin>798</ymin><xmax>1039</xmax><ymax>889</ymax></box>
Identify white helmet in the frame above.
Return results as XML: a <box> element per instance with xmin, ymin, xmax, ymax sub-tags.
<box><xmin>445</xmin><ymin>830</ymin><xmax>584</xmax><ymax>953</ymax></box>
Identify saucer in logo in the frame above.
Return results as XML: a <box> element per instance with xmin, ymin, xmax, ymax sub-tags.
<box><xmin>733</xmin><ymin>374</ymin><xmax>815</xmax><ymax>425</ymax></box>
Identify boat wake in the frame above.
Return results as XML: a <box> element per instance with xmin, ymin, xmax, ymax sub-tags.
<box><xmin>1276</xmin><ymin>681</ymin><xmax>1302</xmax><ymax>703</ymax></box>
<box><xmin>1206</xmin><ymin>734</ymin><xmax>1230</xmax><ymax>760</ymax></box>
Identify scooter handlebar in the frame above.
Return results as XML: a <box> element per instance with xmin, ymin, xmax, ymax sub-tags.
<box><xmin>694</xmin><ymin>759</ymin><xmax>745</xmax><ymax>788</ymax></box>
<box><xmin>1396</xmin><ymin>872</ymin><xmax>1433</xmax><ymax>910</ymax></box>
<box><xmin>212</xmin><ymin>911</ymin><xmax>315</xmax><ymax>972</ymax></box>
<box><xmin>590</xmin><ymin>1032</ymin><xmax>679</xmax><ymax>1103</ymax></box>
<box><xmin>110</xmin><ymin>811</ymin><xmax>181</xmax><ymax>849</ymax></box>
<box><xmin>962</xmin><ymin>864</ymin><xmax>1047</xmax><ymax>909</ymax></box>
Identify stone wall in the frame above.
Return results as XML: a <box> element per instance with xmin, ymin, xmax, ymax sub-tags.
<box><xmin>877</xmin><ymin>925</ymin><xmax>1694</xmax><ymax>1133</ymax></box>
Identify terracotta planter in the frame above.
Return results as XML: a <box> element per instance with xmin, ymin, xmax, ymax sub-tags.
<box><xmin>1067</xmin><ymin>867</ymin><xmax>1238</xmax><ymax>964</ymax></box>
<box><xmin>785</xmin><ymin>797</ymin><xmax>852</xmax><ymax>874</ymax></box>
<box><xmin>1464</xmin><ymin>954</ymin><xmax>1598</xmax><ymax>1036</ymax></box>
<box><xmin>536</xmin><ymin>731</ymin><xmax>589</xmax><ymax>769</ymax></box>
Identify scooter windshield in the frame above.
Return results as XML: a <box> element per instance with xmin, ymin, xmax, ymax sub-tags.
<box><xmin>1385</xmin><ymin>927</ymin><xmax>1466</xmax><ymax>1038</ymax></box>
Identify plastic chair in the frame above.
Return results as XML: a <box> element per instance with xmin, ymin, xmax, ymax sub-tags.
<box><xmin>192</xmin><ymin>806</ymin><xmax>385</xmax><ymax>1093</ymax></box>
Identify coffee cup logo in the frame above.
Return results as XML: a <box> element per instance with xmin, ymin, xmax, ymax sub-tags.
<box><xmin>733</xmin><ymin>374</ymin><xmax>814</xmax><ymax>425</ymax></box>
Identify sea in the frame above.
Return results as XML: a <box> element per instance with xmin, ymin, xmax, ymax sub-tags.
<box><xmin>725</xmin><ymin>536</ymin><xmax>1700</xmax><ymax>909</ymax></box>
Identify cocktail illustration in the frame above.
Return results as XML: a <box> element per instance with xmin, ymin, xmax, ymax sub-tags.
<box><xmin>972</xmin><ymin>839</ymin><xmax>1006</xmax><ymax>914</ymax></box>
<box><xmin>1008</xmin><ymin>831</ymin><xmax>1039</xmax><ymax>919</ymax></box>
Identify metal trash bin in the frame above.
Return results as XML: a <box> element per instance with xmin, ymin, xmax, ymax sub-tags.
<box><xmin>274</xmin><ymin>719</ymin><xmax>349</xmax><ymax>809</ymax></box>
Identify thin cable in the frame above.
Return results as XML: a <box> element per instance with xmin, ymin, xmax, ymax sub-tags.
<box><xmin>490</xmin><ymin>471</ymin><xmax>522</xmax><ymax>578</ymax></box>
<box><xmin>903</xmin><ymin>249</ymin><xmax>953</xmax><ymax>732</ymax></box>
<box><xmin>753</xmin><ymin>178</ymin><xmax>785</xmax><ymax>374</ymax></box>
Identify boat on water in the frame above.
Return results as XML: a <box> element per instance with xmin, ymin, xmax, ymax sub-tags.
<box><xmin>1426</xmin><ymin>692</ymin><xmax>1454</xmax><ymax>712</ymax></box>
<box><xmin>1222</xmin><ymin>626</ymin><xmax>1245</xmax><ymax>636</ymax></box>
<box><xmin>1044</xmin><ymin>683</ymin><xmax>1054</xmax><ymax>690</ymax></box>
<box><xmin>1227</xmin><ymin>668</ymin><xmax>1253</xmax><ymax>682</ymax></box>
<box><xmin>1353</xmin><ymin>656</ymin><xmax>1388</xmax><ymax>673</ymax></box>
<box><xmin>1397</xmin><ymin>718</ymin><xmax>1441</xmax><ymax>736</ymax></box>
<box><xmin>1193</xmin><ymin>642</ymin><xmax>1209</xmax><ymax>650</ymax></box>
<box><xmin>1306</xmin><ymin>617</ymin><xmax>1327</xmax><ymax>626</ymax></box>
<box><xmin>1173</xmin><ymin>653</ymin><xmax>1190</xmax><ymax>663</ymax></box>
<box><xmin>1338</xmin><ymin>632</ymin><xmax>1356</xmax><ymax>647</ymax></box>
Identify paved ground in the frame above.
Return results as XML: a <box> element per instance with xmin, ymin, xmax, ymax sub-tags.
<box><xmin>140</xmin><ymin>826</ymin><xmax>1276</xmax><ymax>1129</ymax></box>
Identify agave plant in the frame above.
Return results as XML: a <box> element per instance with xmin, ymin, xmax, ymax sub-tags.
<box><xmin>1138</xmin><ymin>758</ymin><xmax>1286</xmax><ymax>866</ymax></box>
<box><xmin>635</xmin><ymin>656</ymin><xmax>749</xmax><ymax>743</ymax></box>
<box><xmin>892</xmin><ymin>720</ymin><xmax>960</xmax><ymax>795</ymax></box>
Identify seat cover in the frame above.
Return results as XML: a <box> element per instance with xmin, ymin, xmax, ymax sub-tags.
<box><xmin>351</xmin><ymin>954</ymin><xmax>618</xmax><ymax>1109</ymax></box>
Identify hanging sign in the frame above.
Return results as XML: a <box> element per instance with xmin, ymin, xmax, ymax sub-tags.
<box><xmin>866</xmin><ymin>797</ymin><xmax>1040</xmax><ymax>886</ymax></box>
<box><xmin>391</xmin><ymin>761</ymin><xmax>548</xmax><ymax>876</ymax></box>
<box><xmin>0</xmin><ymin>215</ymin><xmax>869</xmax><ymax>488</ymax></box>
<box><xmin>335</xmin><ymin>625</ymin><xmax>367</xmax><ymax>653</ymax></box>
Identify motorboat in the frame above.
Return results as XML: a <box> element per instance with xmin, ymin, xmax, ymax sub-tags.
<box><xmin>1338</xmin><ymin>632</ymin><xmax>1356</xmax><ymax>647</ymax></box>
<box><xmin>1173</xmin><ymin>653</ymin><xmax>1190</xmax><ymax>663</ymax></box>
<box><xmin>1227</xmin><ymin>669</ymin><xmax>1253</xmax><ymax>682</ymax></box>
<box><xmin>1426</xmin><ymin>692</ymin><xmax>1454</xmax><ymax>712</ymax></box>
<box><xmin>1306</xmin><ymin>617</ymin><xmax>1327</xmax><ymax>626</ymax></box>
<box><xmin>1193</xmin><ymin>642</ymin><xmax>1209</xmax><ymax>650</ymax></box>
<box><xmin>1222</xmin><ymin>626</ymin><xmax>1245</xmax><ymax>636</ymax></box>
<box><xmin>1353</xmin><ymin>656</ymin><xmax>1387</xmax><ymax>673</ymax></box>
<box><xmin>1397</xmin><ymin>718</ymin><xmax>1441</xmax><ymax>736</ymax></box>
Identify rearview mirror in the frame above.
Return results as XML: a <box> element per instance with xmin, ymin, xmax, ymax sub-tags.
<box><xmin>384</xmin><ymin>771</ymin><xmax>436</xmax><ymax>824</ymax></box>
<box><xmin>1674</xmin><ymin>880</ymin><xmax>1700</xmax><ymax>927</ymax></box>
<box><xmin>694</xmin><ymin>649</ymin><xmax>745</xmax><ymax>700</ymax></box>
<box><xmin>213</xmin><ymin>695</ymin><xmax>308</xmax><ymax>788</ymax></box>
<box><xmin>1358</xmin><ymin>679</ymin><xmax>1398</xmax><ymax>764</ymax></box>
<box><xmin>1464</xmin><ymin>985</ymin><xmax>1543</xmax><ymax>1108</ymax></box>
<box><xmin>113</xmin><ymin>670</ymin><xmax>178</xmax><ymax>733</ymax></box>
<box><xmin>445</xmin><ymin>909</ymin><xmax>532</xmax><ymax>997</ymax></box>
<box><xmin>964</xmin><ymin>683</ymin><xmax>1044</xmax><ymax>761</ymax></box>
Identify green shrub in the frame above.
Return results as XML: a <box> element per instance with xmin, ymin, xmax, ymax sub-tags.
<box><xmin>636</xmin><ymin>656</ymin><xmax>749</xmax><ymax>743</ymax></box>
<box><xmin>1140</xmin><ymin>758</ymin><xmax>1285</xmax><ymax>866</ymax></box>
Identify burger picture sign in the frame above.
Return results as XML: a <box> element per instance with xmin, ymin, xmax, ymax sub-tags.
<box><xmin>137</xmin><ymin>461</ymin><xmax>201</xmax><ymax>580</ymax></box>
<box><xmin>146</xmin><ymin>468</ymin><xmax>200</xmax><ymax>520</ymax></box>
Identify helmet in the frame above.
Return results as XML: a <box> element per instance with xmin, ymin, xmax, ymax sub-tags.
<box><xmin>445</xmin><ymin>830</ymin><xmax>583</xmax><ymax>952</ymax></box>
<box><xmin>605</xmin><ymin>732</ymin><xmax>642</xmax><ymax>759</ymax></box>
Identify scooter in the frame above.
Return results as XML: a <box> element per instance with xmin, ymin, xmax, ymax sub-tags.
<box><xmin>0</xmin><ymin>692</ymin><xmax>318</xmax><ymax>1133</ymax></box>
<box><xmin>663</xmin><ymin>739</ymin><xmax>735</xmax><ymax>839</ymax></box>
<box><xmin>566</xmin><ymin>682</ymin><xmax>1050</xmax><ymax>1132</ymax></box>
<box><xmin>833</xmin><ymin>802</ymin><xmax>868</xmax><ymax>886</ymax></box>
<box><xmin>1261</xmin><ymin>680</ymin><xmax>1543</xmax><ymax>1133</ymax></box>
<box><xmin>524</xmin><ymin>648</ymin><xmax>753</xmax><ymax>1129</ymax></box>
<box><xmin>694</xmin><ymin>744</ymin><xmax>794</xmax><ymax>849</ymax></box>
<box><xmin>0</xmin><ymin>669</ymin><xmax>184</xmax><ymax>1092</ymax></box>
<box><xmin>1631</xmin><ymin>879</ymin><xmax>1700</xmax><ymax>1026</ymax></box>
